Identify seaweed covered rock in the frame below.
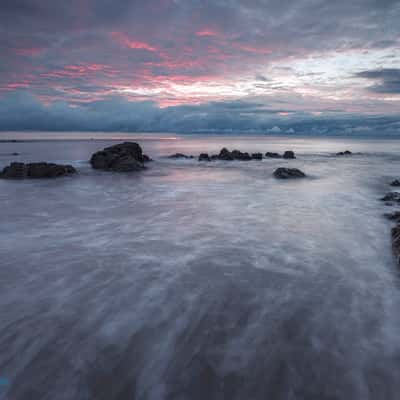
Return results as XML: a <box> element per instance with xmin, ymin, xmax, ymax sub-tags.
<box><xmin>90</xmin><ymin>142</ymin><xmax>145</xmax><ymax>172</ymax></box>
<box><xmin>0</xmin><ymin>162</ymin><xmax>76</xmax><ymax>179</ymax></box>
<box><xmin>273</xmin><ymin>167</ymin><xmax>306</xmax><ymax>179</ymax></box>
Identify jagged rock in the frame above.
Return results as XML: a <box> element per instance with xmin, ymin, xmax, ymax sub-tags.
<box><xmin>336</xmin><ymin>150</ymin><xmax>352</xmax><ymax>156</ymax></box>
<box><xmin>168</xmin><ymin>153</ymin><xmax>193</xmax><ymax>159</ymax></box>
<box><xmin>381</xmin><ymin>192</ymin><xmax>400</xmax><ymax>203</ymax></box>
<box><xmin>251</xmin><ymin>153</ymin><xmax>263</xmax><ymax>160</ymax></box>
<box><xmin>283</xmin><ymin>151</ymin><xmax>296</xmax><ymax>159</ymax></box>
<box><xmin>90</xmin><ymin>142</ymin><xmax>145</xmax><ymax>172</ymax></box>
<box><xmin>198</xmin><ymin>153</ymin><xmax>211</xmax><ymax>161</ymax></box>
<box><xmin>0</xmin><ymin>162</ymin><xmax>76</xmax><ymax>179</ymax></box>
<box><xmin>265</xmin><ymin>152</ymin><xmax>282</xmax><ymax>158</ymax></box>
<box><xmin>273</xmin><ymin>167</ymin><xmax>306</xmax><ymax>179</ymax></box>
<box><xmin>390</xmin><ymin>179</ymin><xmax>400</xmax><ymax>187</ymax></box>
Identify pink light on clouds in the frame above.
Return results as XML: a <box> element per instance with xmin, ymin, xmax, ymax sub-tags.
<box><xmin>111</xmin><ymin>32</ymin><xmax>157</xmax><ymax>51</ymax></box>
<box><xmin>196</xmin><ymin>29</ymin><xmax>219</xmax><ymax>37</ymax></box>
<box><xmin>14</xmin><ymin>48</ymin><xmax>44</xmax><ymax>57</ymax></box>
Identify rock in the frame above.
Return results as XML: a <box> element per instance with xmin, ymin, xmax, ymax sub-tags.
<box><xmin>381</xmin><ymin>192</ymin><xmax>400</xmax><ymax>203</ymax></box>
<box><xmin>218</xmin><ymin>148</ymin><xmax>235</xmax><ymax>160</ymax></box>
<box><xmin>273</xmin><ymin>167</ymin><xmax>306</xmax><ymax>179</ymax></box>
<box><xmin>336</xmin><ymin>150</ymin><xmax>352</xmax><ymax>156</ymax></box>
<box><xmin>231</xmin><ymin>150</ymin><xmax>251</xmax><ymax>161</ymax></box>
<box><xmin>283</xmin><ymin>151</ymin><xmax>296</xmax><ymax>159</ymax></box>
<box><xmin>0</xmin><ymin>162</ymin><xmax>76</xmax><ymax>179</ymax></box>
<box><xmin>384</xmin><ymin>211</ymin><xmax>400</xmax><ymax>221</ymax></box>
<box><xmin>265</xmin><ymin>152</ymin><xmax>282</xmax><ymax>158</ymax></box>
<box><xmin>90</xmin><ymin>142</ymin><xmax>145</xmax><ymax>172</ymax></box>
<box><xmin>390</xmin><ymin>179</ymin><xmax>400</xmax><ymax>187</ymax></box>
<box><xmin>168</xmin><ymin>153</ymin><xmax>193</xmax><ymax>159</ymax></box>
<box><xmin>251</xmin><ymin>153</ymin><xmax>263</xmax><ymax>160</ymax></box>
<box><xmin>198</xmin><ymin>153</ymin><xmax>211</xmax><ymax>161</ymax></box>
<box><xmin>12</xmin><ymin>152</ymin><xmax>19</xmax><ymax>156</ymax></box>
<box><xmin>392</xmin><ymin>225</ymin><xmax>400</xmax><ymax>264</ymax></box>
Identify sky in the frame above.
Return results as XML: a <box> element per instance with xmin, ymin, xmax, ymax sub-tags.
<box><xmin>0</xmin><ymin>0</ymin><xmax>399</xmax><ymax>134</ymax></box>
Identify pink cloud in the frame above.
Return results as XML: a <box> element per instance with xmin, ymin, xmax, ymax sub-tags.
<box><xmin>111</xmin><ymin>32</ymin><xmax>157</xmax><ymax>52</ymax></box>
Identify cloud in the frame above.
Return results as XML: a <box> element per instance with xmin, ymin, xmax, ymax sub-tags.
<box><xmin>0</xmin><ymin>92</ymin><xmax>399</xmax><ymax>135</ymax></box>
<box><xmin>356</xmin><ymin>68</ymin><xmax>400</xmax><ymax>94</ymax></box>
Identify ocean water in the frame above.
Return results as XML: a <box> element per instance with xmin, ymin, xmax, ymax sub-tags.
<box><xmin>1</xmin><ymin>134</ymin><xmax>400</xmax><ymax>399</ymax></box>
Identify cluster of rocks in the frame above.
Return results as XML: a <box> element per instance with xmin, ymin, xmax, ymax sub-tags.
<box><xmin>381</xmin><ymin>180</ymin><xmax>400</xmax><ymax>264</ymax></box>
<box><xmin>196</xmin><ymin>148</ymin><xmax>296</xmax><ymax>161</ymax></box>
<box><xmin>336</xmin><ymin>150</ymin><xmax>352</xmax><ymax>156</ymax></box>
<box><xmin>90</xmin><ymin>142</ymin><xmax>151</xmax><ymax>172</ymax></box>
<box><xmin>0</xmin><ymin>162</ymin><xmax>76</xmax><ymax>179</ymax></box>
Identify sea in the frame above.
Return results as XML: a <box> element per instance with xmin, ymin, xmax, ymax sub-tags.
<box><xmin>1</xmin><ymin>132</ymin><xmax>400</xmax><ymax>399</ymax></box>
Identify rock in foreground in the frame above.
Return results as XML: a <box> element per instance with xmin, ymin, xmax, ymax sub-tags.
<box><xmin>0</xmin><ymin>162</ymin><xmax>76</xmax><ymax>179</ymax></box>
<box><xmin>90</xmin><ymin>142</ymin><xmax>146</xmax><ymax>172</ymax></box>
<box><xmin>392</xmin><ymin>225</ymin><xmax>400</xmax><ymax>264</ymax></box>
<box><xmin>273</xmin><ymin>167</ymin><xmax>306</xmax><ymax>179</ymax></box>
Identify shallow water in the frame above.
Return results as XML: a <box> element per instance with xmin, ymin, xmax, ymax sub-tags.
<box><xmin>1</xmin><ymin>134</ymin><xmax>400</xmax><ymax>399</ymax></box>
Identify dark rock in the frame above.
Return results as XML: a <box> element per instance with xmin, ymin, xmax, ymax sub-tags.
<box><xmin>381</xmin><ymin>192</ymin><xmax>400</xmax><ymax>203</ymax></box>
<box><xmin>218</xmin><ymin>148</ymin><xmax>235</xmax><ymax>160</ymax></box>
<box><xmin>12</xmin><ymin>152</ymin><xmax>19</xmax><ymax>156</ymax></box>
<box><xmin>231</xmin><ymin>150</ymin><xmax>251</xmax><ymax>161</ymax></box>
<box><xmin>265</xmin><ymin>152</ymin><xmax>282</xmax><ymax>158</ymax></box>
<box><xmin>392</xmin><ymin>225</ymin><xmax>400</xmax><ymax>264</ymax></box>
<box><xmin>0</xmin><ymin>162</ymin><xmax>76</xmax><ymax>179</ymax></box>
<box><xmin>384</xmin><ymin>211</ymin><xmax>400</xmax><ymax>221</ymax></box>
<box><xmin>336</xmin><ymin>150</ymin><xmax>352</xmax><ymax>156</ymax></box>
<box><xmin>390</xmin><ymin>179</ymin><xmax>400</xmax><ymax>187</ymax></box>
<box><xmin>273</xmin><ymin>167</ymin><xmax>306</xmax><ymax>179</ymax></box>
<box><xmin>90</xmin><ymin>142</ymin><xmax>145</xmax><ymax>172</ymax></box>
<box><xmin>251</xmin><ymin>153</ymin><xmax>263</xmax><ymax>160</ymax></box>
<box><xmin>283</xmin><ymin>151</ymin><xmax>296</xmax><ymax>159</ymax></box>
<box><xmin>210</xmin><ymin>154</ymin><xmax>219</xmax><ymax>160</ymax></box>
<box><xmin>168</xmin><ymin>153</ymin><xmax>193</xmax><ymax>159</ymax></box>
<box><xmin>198</xmin><ymin>153</ymin><xmax>211</xmax><ymax>161</ymax></box>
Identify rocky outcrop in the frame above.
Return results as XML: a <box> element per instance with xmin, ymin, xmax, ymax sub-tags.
<box><xmin>283</xmin><ymin>151</ymin><xmax>296</xmax><ymax>159</ymax></box>
<box><xmin>231</xmin><ymin>150</ymin><xmax>251</xmax><ymax>161</ymax></box>
<box><xmin>90</xmin><ymin>142</ymin><xmax>146</xmax><ymax>172</ymax></box>
<box><xmin>198</xmin><ymin>153</ymin><xmax>211</xmax><ymax>161</ymax></box>
<box><xmin>273</xmin><ymin>167</ymin><xmax>306</xmax><ymax>179</ymax></box>
<box><xmin>392</xmin><ymin>226</ymin><xmax>400</xmax><ymax>264</ymax></box>
<box><xmin>251</xmin><ymin>153</ymin><xmax>263</xmax><ymax>160</ymax></box>
<box><xmin>0</xmin><ymin>162</ymin><xmax>76</xmax><ymax>179</ymax></box>
<box><xmin>265</xmin><ymin>152</ymin><xmax>282</xmax><ymax>158</ymax></box>
<box><xmin>168</xmin><ymin>153</ymin><xmax>194</xmax><ymax>159</ymax></box>
<box><xmin>390</xmin><ymin>179</ymin><xmax>400</xmax><ymax>187</ymax></box>
<box><xmin>336</xmin><ymin>150</ymin><xmax>352</xmax><ymax>156</ymax></box>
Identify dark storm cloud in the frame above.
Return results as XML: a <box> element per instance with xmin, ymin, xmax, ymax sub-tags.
<box><xmin>356</xmin><ymin>69</ymin><xmax>400</xmax><ymax>94</ymax></box>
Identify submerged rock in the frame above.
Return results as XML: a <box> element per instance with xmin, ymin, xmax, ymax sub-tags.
<box><xmin>283</xmin><ymin>151</ymin><xmax>296</xmax><ymax>159</ymax></box>
<box><xmin>380</xmin><ymin>192</ymin><xmax>400</xmax><ymax>203</ymax></box>
<box><xmin>390</xmin><ymin>179</ymin><xmax>400</xmax><ymax>187</ymax></box>
<box><xmin>0</xmin><ymin>162</ymin><xmax>76</xmax><ymax>179</ymax></box>
<box><xmin>273</xmin><ymin>167</ymin><xmax>306</xmax><ymax>179</ymax></box>
<box><xmin>168</xmin><ymin>153</ymin><xmax>193</xmax><ymax>159</ymax></box>
<box><xmin>251</xmin><ymin>153</ymin><xmax>263</xmax><ymax>160</ymax></box>
<box><xmin>336</xmin><ymin>150</ymin><xmax>352</xmax><ymax>156</ymax></box>
<box><xmin>90</xmin><ymin>142</ymin><xmax>145</xmax><ymax>172</ymax></box>
<box><xmin>265</xmin><ymin>152</ymin><xmax>282</xmax><ymax>158</ymax></box>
